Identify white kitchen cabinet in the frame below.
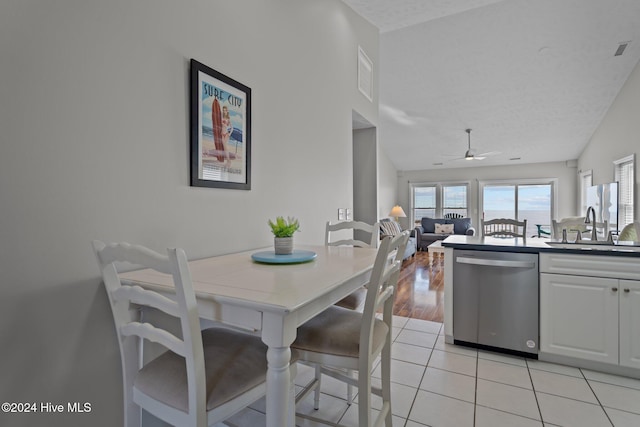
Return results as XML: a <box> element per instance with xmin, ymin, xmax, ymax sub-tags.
<box><xmin>540</xmin><ymin>273</ymin><xmax>618</xmax><ymax>364</ymax></box>
<box><xmin>540</xmin><ymin>253</ymin><xmax>640</xmax><ymax>369</ymax></box>
<box><xmin>620</xmin><ymin>280</ymin><xmax>640</xmax><ymax>369</ymax></box>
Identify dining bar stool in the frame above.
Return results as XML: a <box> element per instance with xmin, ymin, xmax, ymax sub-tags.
<box><xmin>618</xmin><ymin>221</ymin><xmax>640</xmax><ymax>242</ymax></box>
<box><xmin>552</xmin><ymin>217</ymin><xmax>608</xmax><ymax>241</ymax></box>
<box><xmin>293</xmin><ymin>231</ymin><xmax>409</xmax><ymax>427</ymax></box>
<box><xmin>482</xmin><ymin>218</ymin><xmax>528</xmax><ymax>238</ymax></box>
<box><xmin>92</xmin><ymin>241</ymin><xmax>270</xmax><ymax>427</ymax></box>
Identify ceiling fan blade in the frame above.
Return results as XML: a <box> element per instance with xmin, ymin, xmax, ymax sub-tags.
<box><xmin>476</xmin><ymin>151</ymin><xmax>500</xmax><ymax>157</ymax></box>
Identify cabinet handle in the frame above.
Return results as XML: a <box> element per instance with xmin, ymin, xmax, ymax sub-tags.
<box><xmin>612</xmin><ymin>287</ymin><xmax>618</xmax><ymax>292</ymax></box>
<box><xmin>624</xmin><ymin>288</ymin><xmax>630</xmax><ymax>293</ymax></box>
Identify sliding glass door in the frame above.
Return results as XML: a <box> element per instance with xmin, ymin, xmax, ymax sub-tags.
<box><xmin>481</xmin><ymin>181</ymin><xmax>555</xmax><ymax>237</ymax></box>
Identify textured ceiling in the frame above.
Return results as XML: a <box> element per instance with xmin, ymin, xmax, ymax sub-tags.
<box><xmin>343</xmin><ymin>0</ymin><xmax>640</xmax><ymax>171</ymax></box>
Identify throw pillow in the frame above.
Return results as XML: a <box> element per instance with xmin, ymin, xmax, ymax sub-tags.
<box><xmin>381</xmin><ymin>220</ymin><xmax>402</xmax><ymax>236</ymax></box>
<box><xmin>446</xmin><ymin>217</ymin><xmax>471</xmax><ymax>235</ymax></box>
<box><xmin>435</xmin><ymin>223</ymin><xmax>454</xmax><ymax>234</ymax></box>
<box><xmin>421</xmin><ymin>218</ymin><xmax>438</xmax><ymax>233</ymax></box>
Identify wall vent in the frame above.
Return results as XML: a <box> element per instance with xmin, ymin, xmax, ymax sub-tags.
<box><xmin>615</xmin><ymin>42</ymin><xmax>630</xmax><ymax>57</ymax></box>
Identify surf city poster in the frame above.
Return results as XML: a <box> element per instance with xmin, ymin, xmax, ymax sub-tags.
<box><xmin>190</xmin><ymin>59</ymin><xmax>251</xmax><ymax>190</ymax></box>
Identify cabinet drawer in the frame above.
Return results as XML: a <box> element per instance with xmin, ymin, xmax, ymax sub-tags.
<box><xmin>540</xmin><ymin>253</ymin><xmax>640</xmax><ymax>280</ymax></box>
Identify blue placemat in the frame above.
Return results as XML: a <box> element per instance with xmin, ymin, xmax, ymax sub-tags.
<box><xmin>251</xmin><ymin>249</ymin><xmax>317</xmax><ymax>264</ymax></box>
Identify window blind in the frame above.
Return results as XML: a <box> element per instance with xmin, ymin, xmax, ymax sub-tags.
<box><xmin>614</xmin><ymin>156</ymin><xmax>635</xmax><ymax>229</ymax></box>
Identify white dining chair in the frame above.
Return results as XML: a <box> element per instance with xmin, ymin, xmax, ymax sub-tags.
<box><xmin>324</xmin><ymin>220</ymin><xmax>381</xmax><ymax>403</ymax></box>
<box><xmin>293</xmin><ymin>231</ymin><xmax>409</xmax><ymax>427</ymax></box>
<box><xmin>325</xmin><ymin>220</ymin><xmax>380</xmax><ymax>248</ymax></box>
<box><xmin>326</xmin><ymin>220</ymin><xmax>380</xmax><ymax>311</ymax></box>
<box><xmin>92</xmin><ymin>241</ymin><xmax>270</xmax><ymax>427</ymax></box>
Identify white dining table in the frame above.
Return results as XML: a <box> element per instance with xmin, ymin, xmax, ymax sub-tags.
<box><xmin>121</xmin><ymin>244</ymin><xmax>377</xmax><ymax>427</ymax></box>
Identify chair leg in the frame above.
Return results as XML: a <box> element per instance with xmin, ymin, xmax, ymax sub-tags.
<box><xmin>381</xmin><ymin>341</ymin><xmax>393</xmax><ymax>427</ymax></box>
<box><xmin>313</xmin><ymin>364</ymin><xmax>321</xmax><ymax>410</ymax></box>
<box><xmin>346</xmin><ymin>369</ymin><xmax>354</xmax><ymax>404</ymax></box>
<box><xmin>357</xmin><ymin>371</ymin><xmax>372</xmax><ymax>427</ymax></box>
<box><xmin>288</xmin><ymin>363</ymin><xmax>297</xmax><ymax>427</ymax></box>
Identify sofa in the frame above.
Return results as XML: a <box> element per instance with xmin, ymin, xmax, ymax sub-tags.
<box><xmin>415</xmin><ymin>217</ymin><xmax>475</xmax><ymax>251</ymax></box>
<box><xmin>379</xmin><ymin>218</ymin><xmax>417</xmax><ymax>260</ymax></box>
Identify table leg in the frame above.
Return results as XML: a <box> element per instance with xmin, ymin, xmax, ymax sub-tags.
<box><xmin>266</xmin><ymin>346</ymin><xmax>291</xmax><ymax>427</ymax></box>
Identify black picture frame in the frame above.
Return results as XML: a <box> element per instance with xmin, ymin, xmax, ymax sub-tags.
<box><xmin>190</xmin><ymin>59</ymin><xmax>251</xmax><ymax>190</ymax></box>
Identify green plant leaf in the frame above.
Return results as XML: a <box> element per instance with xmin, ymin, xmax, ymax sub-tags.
<box><xmin>268</xmin><ymin>216</ymin><xmax>300</xmax><ymax>237</ymax></box>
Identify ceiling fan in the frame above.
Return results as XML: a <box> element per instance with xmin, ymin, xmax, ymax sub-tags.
<box><xmin>449</xmin><ymin>129</ymin><xmax>500</xmax><ymax>161</ymax></box>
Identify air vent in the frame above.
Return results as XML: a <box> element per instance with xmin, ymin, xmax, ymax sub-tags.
<box><xmin>509</xmin><ymin>157</ymin><xmax>521</xmax><ymax>161</ymax></box>
<box><xmin>433</xmin><ymin>162</ymin><xmax>443</xmax><ymax>166</ymax></box>
<box><xmin>615</xmin><ymin>42</ymin><xmax>630</xmax><ymax>57</ymax></box>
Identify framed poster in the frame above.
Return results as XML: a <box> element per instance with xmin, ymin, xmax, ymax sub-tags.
<box><xmin>190</xmin><ymin>59</ymin><xmax>251</xmax><ymax>190</ymax></box>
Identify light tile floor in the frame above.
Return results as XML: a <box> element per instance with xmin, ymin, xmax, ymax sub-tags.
<box><xmin>219</xmin><ymin>316</ymin><xmax>640</xmax><ymax>427</ymax></box>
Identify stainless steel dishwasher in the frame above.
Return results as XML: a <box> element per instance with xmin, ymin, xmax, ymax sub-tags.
<box><xmin>453</xmin><ymin>249</ymin><xmax>539</xmax><ymax>357</ymax></box>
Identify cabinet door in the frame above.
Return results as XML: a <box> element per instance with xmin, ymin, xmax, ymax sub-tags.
<box><xmin>540</xmin><ymin>273</ymin><xmax>618</xmax><ymax>364</ymax></box>
<box><xmin>619</xmin><ymin>279</ymin><xmax>640</xmax><ymax>369</ymax></box>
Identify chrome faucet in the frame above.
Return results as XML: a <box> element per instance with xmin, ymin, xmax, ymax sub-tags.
<box><xmin>584</xmin><ymin>206</ymin><xmax>597</xmax><ymax>241</ymax></box>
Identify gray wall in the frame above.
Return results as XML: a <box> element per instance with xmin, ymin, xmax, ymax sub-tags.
<box><xmin>0</xmin><ymin>1</ymin><xmax>378</xmax><ymax>426</ymax></box>
<box><xmin>353</xmin><ymin>127</ymin><xmax>378</xmax><ymax>227</ymax></box>
<box><xmin>579</xmin><ymin>58</ymin><xmax>640</xmax><ymax>221</ymax></box>
<box><xmin>377</xmin><ymin>145</ymin><xmax>399</xmax><ymax>220</ymax></box>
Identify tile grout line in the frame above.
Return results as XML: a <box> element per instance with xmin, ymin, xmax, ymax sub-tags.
<box><xmin>473</xmin><ymin>347</ymin><xmax>478</xmax><ymax>427</ymax></box>
<box><xmin>579</xmin><ymin>367</ymin><xmax>615</xmax><ymax>427</ymax></box>
<box><xmin>525</xmin><ymin>358</ymin><xmax>545</xmax><ymax>425</ymax></box>
<box><xmin>397</xmin><ymin>320</ymin><xmax>437</xmax><ymax>427</ymax></box>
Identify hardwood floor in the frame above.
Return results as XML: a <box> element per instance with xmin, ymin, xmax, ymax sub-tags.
<box><xmin>393</xmin><ymin>250</ymin><xmax>444</xmax><ymax>323</ymax></box>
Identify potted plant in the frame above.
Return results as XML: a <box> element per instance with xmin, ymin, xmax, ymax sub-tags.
<box><xmin>268</xmin><ymin>216</ymin><xmax>300</xmax><ymax>255</ymax></box>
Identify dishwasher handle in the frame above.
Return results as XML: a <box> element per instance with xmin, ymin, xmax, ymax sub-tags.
<box><xmin>455</xmin><ymin>256</ymin><xmax>536</xmax><ymax>269</ymax></box>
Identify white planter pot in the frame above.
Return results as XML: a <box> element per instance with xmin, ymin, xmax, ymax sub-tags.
<box><xmin>274</xmin><ymin>237</ymin><xmax>293</xmax><ymax>255</ymax></box>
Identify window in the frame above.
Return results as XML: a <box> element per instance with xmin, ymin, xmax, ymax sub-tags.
<box><xmin>413</xmin><ymin>186</ymin><xmax>436</xmax><ymax>220</ymax></box>
<box><xmin>480</xmin><ymin>179</ymin><xmax>556</xmax><ymax>238</ymax></box>
<box><xmin>412</xmin><ymin>183</ymin><xmax>469</xmax><ymax>223</ymax></box>
<box><xmin>443</xmin><ymin>185</ymin><xmax>468</xmax><ymax>218</ymax></box>
<box><xmin>614</xmin><ymin>155</ymin><xmax>635</xmax><ymax>230</ymax></box>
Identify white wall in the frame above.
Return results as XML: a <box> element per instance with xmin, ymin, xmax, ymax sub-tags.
<box><xmin>397</xmin><ymin>161</ymin><xmax>578</xmax><ymax>230</ymax></box>
<box><xmin>579</xmin><ymin>59</ymin><xmax>640</xmax><ymax>220</ymax></box>
<box><xmin>0</xmin><ymin>1</ymin><xmax>378</xmax><ymax>425</ymax></box>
